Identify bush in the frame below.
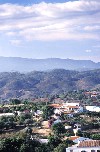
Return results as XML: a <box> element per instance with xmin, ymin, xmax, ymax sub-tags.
<box><xmin>53</xmin><ymin>143</ymin><xmax>66</xmax><ymax>152</ymax></box>
<box><xmin>48</xmin><ymin>135</ymin><xmax>62</xmax><ymax>148</ymax></box>
<box><xmin>52</xmin><ymin>122</ymin><xmax>66</xmax><ymax>135</ymax></box>
<box><xmin>91</xmin><ymin>134</ymin><xmax>100</xmax><ymax>140</ymax></box>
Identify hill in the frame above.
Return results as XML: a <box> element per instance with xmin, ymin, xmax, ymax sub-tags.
<box><xmin>0</xmin><ymin>69</ymin><xmax>100</xmax><ymax>99</ymax></box>
<box><xmin>0</xmin><ymin>57</ymin><xmax>100</xmax><ymax>72</ymax></box>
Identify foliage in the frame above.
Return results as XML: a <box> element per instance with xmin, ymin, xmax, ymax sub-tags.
<box><xmin>11</xmin><ymin>99</ymin><xmax>21</xmax><ymax>105</ymax></box>
<box><xmin>22</xmin><ymin>127</ymin><xmax>32</xmax><ymax>134</ymax></box>
<box><xmin>52</xmin><ymin>122</ymin><xmax>66</xmax><ymax>135</ymax></box>
<box><xmin>53</xmin><ymin>139</ymin><xmax>74</xmax><ymax>152</ymax></box>
<box><xmin>0</xmin><ymin>134</ymin><xmax>62</xmax><ymax>152</ymax></box>
<box><xmin>42</xmin><ymin>105</ymin><xmax>54</xmax><ymax>120</ymax></box>
<box><xmin>0</xmin><ymin>69</ymin><xmax>100</xmax><ymax>99</ymax></box>
<box><xmin>18</xmin><ymin>113</ymin><xmax>32</xmax><ymax>124</ymax></box>
<box><xmin>53</xmin><ymin>143</ymin><xmax>66</xmax><ymax>152</ymax></box>
<box><xmin>0</xmin><ymin>116</ymin><xmax>16</xmax><ymax>131</ymax></box>
<box><xmin>65</xmin><ymin>129</ymin><xmax>74</xmax><ymax>137</ymax></box>
<box><xmin>90</xmin><ymin>134</ymin><xmax>100</xmax><ymax>140</ymax></box>
<box><xmin>48</xmin><ymin>134</ymin><xmax>62</xmax><ymax>148</ymax></box>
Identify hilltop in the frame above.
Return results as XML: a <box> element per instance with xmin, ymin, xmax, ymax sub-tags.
<box><xmin>0</xmin><ymin>57</ymin><xmax>100</xmax><ymax>72</ymax></box>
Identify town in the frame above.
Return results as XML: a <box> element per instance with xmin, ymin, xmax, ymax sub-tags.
<box><xmin>0</xmin><ymin>90</ymin><xmax>100</xmax><ymax>152</ymax></box>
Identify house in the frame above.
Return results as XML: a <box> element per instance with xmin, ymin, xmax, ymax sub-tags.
<box><xmin>65</xmin><ymin>125</ymin><xmax>72</xmax><ymax>129</ymax></box>
<box><xmin>86</xmin><ymin>106</ymin><xmax>100</xmax><ymax>112</ymax></box>
<box><xmin>38</xmin><ymin>139</ymin><xmax>48</xmax><ymax>143</ymax></box>
<box><xmin>53</xmin><ymin>118</ymin><xmax>62</xmax><ymax>124</ymax></box>
<box><xmin>66</xmin><ymin>140</ymin><xmax>100</xmax><ymax>152</ymax></box>
<box><xmin>67</xmin><ymin>114</ymin><xmax>73</xmax><ymax>118</ymax></box>
<box><xmin>34</xmin><ymin>110</ymin><xmax>43</xmax><ymax>117</ymax></box>
<box><xmin>84</xmin><ymin>91</ymin><xmax>99</xmax><ymax>98</ymax></box>
<box><xmin>50</xmin><ymin>102</ymin><xmax>83</xmax><ymax>115</ymax></box>
<box><xmin>68</xmin><ymin>136</ymin><xmax>91</xmax><ymax>144</ymax></box>
<box><xmin>53</xmin><ymin>113</ymin><xmax>60</xmax><ymax>119</ymax></box>
<box><xmin>17</xmin><ymin>111</ymin><xmax>23</xmax><ymax>116</ymax></box>
<box><xmin>49</xmin><ymin>103</ymin><xmax>61</xmax><ymax>108</ymax></box>
<box><xmin>62</xmin><ymin>103</ymin><xmax>80</xmax><ymax>107</ymax></box>
<box><xmin>0</xmin><ymin>113</ymin><xmax>14</xmax><ymax>117</ymax></box>
<box><xmin>65</xmin><ymin>106</ymin><xmax>83</xmax><ymax>113</ymax></box>
<box><xmin>54</xmin><ymin>108</ymin><xmax>61</xmax><ymax>115</ymax></box>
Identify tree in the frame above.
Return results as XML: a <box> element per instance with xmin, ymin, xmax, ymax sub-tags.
<box><xmin>19</xmin><ymin>143</ymin><xmax>32</xmax><ymax>152</ymax></box>
<box><xmin>0</xmin><ymin>137</ymin><xmax>24</xmax><ymax>152</ymax></box>
<box><xmin>53</xmin><ymin>143</ymin><xmax>66</xmax><ymax>152</ymax></box>
<box><xmin>42</xmin><ymin>105</ymin><xmax>54</xmax><ymax>120</ymax></box>
<box><xmin>52</xmin><ymin>122</ymin><xmax>66</xmax><ymax>136</ymax></box>
<box><xmin>91</xmin><ymin>134</ymin><xmax>100</xmax><ymax>140</ymax></box>
<box><xmin>22</xmin><ymin>127</ymin><xmax>32</xmax><ymax>134</ymax></box>
<box><xmin>48</xmin><ymin>135</ymin><xmax>61</xmax><ymax>148</ymax></box>
<box><xmin>18</xmin><ymin>113</ymin><xmax>32</xmax><ymax>125</ymax></box>
<box><xmin>11</xmin><ymin>99</ymin><xmax>21</xmax><ymax>105</ymax></box>
<box><xmin>24</xmin><ymin>119</ymin><xmax>33</xmax><ymax>126</ymax></box>
<box><xmin>53</xmin><ymin>139</ymin><xmax>73</xmax><ymax>152</ymax></box>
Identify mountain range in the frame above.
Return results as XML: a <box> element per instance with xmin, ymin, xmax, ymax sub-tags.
<box><xmin>0</xmin><ymin>69</ymin><xmax>100</xmax><ymax>99</ymax></box>
<box><xmin>0</xmin><ymin>57</ymin><xmax>100</xmax><ymax>72</ymax></box>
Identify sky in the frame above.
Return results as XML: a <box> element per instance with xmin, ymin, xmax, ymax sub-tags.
<box><xmin>0</xmin><ymin>0</ymin><xmax>100</xmax><ymax>62</ymax></box>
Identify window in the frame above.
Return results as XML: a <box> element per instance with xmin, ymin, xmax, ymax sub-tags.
<box><xmin>70</xmin><ymin>150</ymin><xmax>73</xmax><ymax>152</ymax></box>
<box><xmin>97</xmin><ymin>150</ymin><xmax>100</xmax><ymax>152</ymax></box>
<box><xmin>91</xmin><ymin>150</ymin><xmax>95</xmax><ymax>152</ymax></box>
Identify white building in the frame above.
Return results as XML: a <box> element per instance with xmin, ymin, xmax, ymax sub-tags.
<box><xmin>53</xmin><ymin>119</ymin><xmax>61</xmax><ymax>124</ymax></box>
<box><xmin>34</xmin><ymin>110</ymin><xmax>43</xmax><ymax>116</ymax></box>
<box><xmin>73</xmin><ymin>137</ymin><xmax>91</xmax><ymax>144</ymax></box>
<box><xmin>0</xmin><ymin>113</ymin><xmax>14</xmax><ymax>117</ymax></box>
<box><xmin>86</xmin><ymin>106</ymin><xmax>100</xmax><ymax>112</ymax></box>
<box><xmin>62</xmin><ymin>103</ymin><xmax>80</xmax><ymax>108</ymax></box>
<box><xmin>66</xmin><ymin>140</ymin><xmax>100</xmax><ymax>152</ymax></box>
<box><xmin>54</xmin><ymin>109</ymin><xmax>61</xmax><ymax>115</ymax></box>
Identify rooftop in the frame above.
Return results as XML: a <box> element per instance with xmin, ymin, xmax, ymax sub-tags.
<box><xmin>78</xmin><ymin>140</ymin><xmax>100</xmax><ymax>148</ymax></box>
<box><xmin>69</xmin><ymin>136</ymin><xmax>80</xmax><ymax>141</ymax></box>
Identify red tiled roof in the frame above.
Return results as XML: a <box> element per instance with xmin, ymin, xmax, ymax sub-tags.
<box><xmin>67</xmin><ymin>106</ymin><xmax>79</xmax><ymax>108</ymax></box>
<box><xmin>49</xmin><ymin>104</ymin><xmax>62</xmax><ymax>108</ymax></box>
<box><xmin>78</xmin><ymin>140</ymin><xmax>100</xmax><ymax>147</ymax></box>
<box><xmin>69</xmin><ymin>136</ymin><xmax>80</xmax><ymax>141</ymax></box>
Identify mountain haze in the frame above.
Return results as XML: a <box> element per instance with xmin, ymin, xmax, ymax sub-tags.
<box><xmin>0</xmin><ymin>57</ymin><xmax>100</xmax><ymax>72</ymax></box>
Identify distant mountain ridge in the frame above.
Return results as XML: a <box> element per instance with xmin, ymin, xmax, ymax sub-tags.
<box><xmin>0</xmin><ymin>69</ymin><xmax>100</xmax><ymax>99</ymax></box>
<box><xmin>0</xmin><ymin>56</ymin><xmax>100</xmax><ymax>72</ymax></box>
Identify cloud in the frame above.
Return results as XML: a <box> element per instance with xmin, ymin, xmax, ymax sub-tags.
<box><xmin>85</xmin><ymin>49</ymin><xmax>92</xmax><ymax>53</ymax></box>
<box><xmin>0</xmin><ymin>0</ymin><xmax>100</xmax><ymax>41</ymax></box>
<box><xmin>6</xmin><ymin>31</ymin><xmax>16</xmax><ymax>36</ymax></box>
<box><xmin>93</xmin><ymin>45</ymin><xmax>100</xmax><ymax>48</ymax></box>
<box><xmin>10</xmin><ymin>39</ymin><xmax>22</xmax><ymax>46</ymax></box>
<box><xmin>84</xmin><ymin>25</ymin><xmax>100</xmax><ymax>31</ymax></box>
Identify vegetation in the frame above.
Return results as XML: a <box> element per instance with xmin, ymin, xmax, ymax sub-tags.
<box><xmin>52</xmin><ymin>123</ymin><xmax>66</xmax><ymax>136</ymax></box>
<box><xmin>0</xmin><ymin>69</ymin><xmax>99</xmax><ymax>99</ymax></box>
<box><xmin>42</xmin><ymin>105</ymin><xmax>54</xmax><ymax>120</ymax></box>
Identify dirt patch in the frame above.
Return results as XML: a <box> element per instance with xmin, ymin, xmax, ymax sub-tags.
<box><xmin>32</xmin><ymin>121</ymin><xmax>51</xmax><ymax>136</ymax></box>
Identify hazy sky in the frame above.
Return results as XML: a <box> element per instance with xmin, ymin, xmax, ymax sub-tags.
<box><xmin>0</xmin><ymin>0</ymin><xmax>100</xmax><ymax>62</ymax></box>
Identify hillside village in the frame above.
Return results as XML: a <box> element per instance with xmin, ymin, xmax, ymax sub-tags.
<box><xmin>0</xmin><ymin>0</ymin><xmax>100</xmax><ymax>151</ymax></box>
<box><xmin>0</xmin><ymin>89</ymin><xmax>100</xmax><ymax>152</ymax></box>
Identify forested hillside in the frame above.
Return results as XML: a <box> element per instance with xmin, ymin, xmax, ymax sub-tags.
<box><xmin>0</xmin><ymin>69</ymin><xmax>100</xmax><ymax>99</ymax></box>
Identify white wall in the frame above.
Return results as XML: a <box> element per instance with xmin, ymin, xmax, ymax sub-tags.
<box><xmin>0</xmin><ymin>113</ymin><xmax>14</xmax><ymax>117</ymax></box>
<box><xmin>63</xmin><ymin>103</ymin><xmax>79</xmax><ymax>106</ymax></box>
<box><xmin>66</xmin><ymin>146</ymin><xmax>100</xmax><ymax>152</ymax></box>
<box><xmin>86</xmin><ymin>106</ymin><xmax>100</xmax><ymax>112</ymax></box>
